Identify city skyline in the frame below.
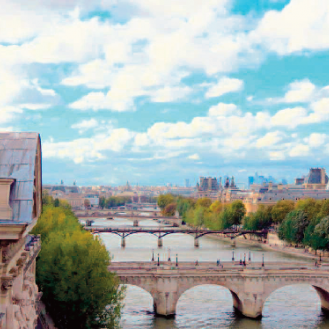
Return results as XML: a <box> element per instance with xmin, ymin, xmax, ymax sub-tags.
<box><xmin>2</xmin><ymin>0</ymin><xmax>329</xmax><ymax>185</ymax></box>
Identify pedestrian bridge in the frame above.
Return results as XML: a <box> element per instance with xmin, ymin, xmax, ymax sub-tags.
<box><xmin>87</xmin><ymin>227</ymin><xmax>267</xmax><ymax>247</ymax></box>
<box><xmin>108</xmin><ymin>261</ymin><xmax>329</xmax><ymax>319</ymax></box>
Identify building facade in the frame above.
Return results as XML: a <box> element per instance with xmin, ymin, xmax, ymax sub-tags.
<box><xmin>0</xmin><ymin>132</ymin><xmax>42</xmax><ymax>328</ymax></box>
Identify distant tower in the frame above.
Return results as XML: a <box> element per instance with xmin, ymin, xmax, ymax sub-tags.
<box><xmin>73</xmin><ymin>180</ymin><xmax>76</xmax><ymax>186</ymax></box>
<box><xmin>60</xmin><ymin>180</ymin><xmax>64</xmax><ymax>185</ymax></box>
<box><xmin>230</xmin><ymin>176</ymin><xmax>236</xmax><ymax>189</ymax></box>
<box><xmin>224</xmin><ymin>177</ymin><xmax>230</xmax><ymax>189</ymax></box>
<box><xmin>218</xmin><ymin>177</ymin><xmax>222</xmax><ymax>189</ymax></box>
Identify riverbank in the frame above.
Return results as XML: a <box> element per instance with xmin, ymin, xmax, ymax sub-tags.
<box><xmin>204</xmin><ymin>231</ymin><xmax>329</xmax><ymax>262</ymax></box>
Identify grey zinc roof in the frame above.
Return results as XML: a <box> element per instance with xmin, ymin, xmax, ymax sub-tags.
<box><xmin>0</xmin><ymin>132</ymin><xmax>40</xmax><ymax>224</ymax></box>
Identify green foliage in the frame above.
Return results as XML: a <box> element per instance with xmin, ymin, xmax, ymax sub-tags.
<box><xmin>105</xmin><ymin>196</ymin><xmax>131</xmax><ymax>208</ymax></box>
<box><xmin>243</xmin><ymin>205</ymin><xmax>272</xmax><ymax>231</ymax></box>
<box><xmin>317</xmin><ymin>199</ymin><xmax>329</xmax><ymax>219</ymax></box>
<box><xmin>228</xmin><ymin>200</ymin><xmax>246</xmax><ymax>226</ymax></box>
<box><xmin>209</xmin><ymin>201</ymin><xmax>222</xmax><ymax>213</ymax></box>
<box><xmin>99</xmin><ymin>196</ymin><xmax>106</xmax><ymax>209</ymax></box>
<box><xmin>315</xmin><ymin>216</ymin><xmax>329</xmax><ymax>242</ymax></box>
<box><xmin>42</xmin><ymin>190</ymin><xmax>55</xmax><ymax>205</ymax></box>
<box><xmin>195</xmin><ymin>198</ymin><xmax>212</xmax><ymax>208</ymax></box>
<box><xmin>54</xmin><ymin>198</ymin><xmax>60</xmax><ymax>207</ymax></box>
<box><xmin>271</xmin><ymin>200</ymin><xmax>295</xmax><ymax>224</ymax></box>
<box><xmin>180</xmin><ymin>197</ymin><xmax>246</xmax><ymax>230</ymax></box>
<box><xmin>176</xmin><ymin>197</ymin><xmax>195</xmax><ymax>219</ymax></box>
<box><xmin>32</xmin><ymin>206</ymin><xmax>124</xmax><ymax>329</ymax></box>
<box><xmin>303</xmin><ymin>216</ymin><xmax>327</xmax><ymax>250</ymax></box>
<box><xmin>278</xmin><ymin>210</ymin><xmax>308</xmax><ymax>245</ymax></box>
<box><xmin>163</xmin><ymin>203</ymin><xmax>177</xmax><ymax>216</ymax></box>
<box><xmin>295</xmin><ymin>198</ymin><xmax>322</xmax><ymax>222</ymax></box>
<box><xmin>216</xmin><ymin>208</ymin><xmax>234</xmax><ymax>230</ymax></box>
<box><xmin>157</xmin><ymin>194</ymin><xmax>175</xmax><ymax>211</ymax></box>
<box><xmin>193</xmin><ymin>206</ymin><xmax>206</xmax><ymax>227</ymax></box>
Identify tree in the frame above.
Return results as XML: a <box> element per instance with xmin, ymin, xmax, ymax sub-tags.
<box><xmin>217</xmin><ymin>208</ymin><xmax>233</xmax><ymax>230</ymax></box>
<box><xmin>295</xmin><ymin>198</ymin><xmax>322</xmax><ymax>222</ymax></box>
<box><xmin>42</xmin><ymin>190</ymin><xmax>54</xmax><ymax>205</ymax></box>
<box><xmin>303</xmin><ymin>215</ymin><xmax>327</xmax><ymax>251</ymax></box>
<box><xmin>278</xmin><ymin>210</ymin><xmax>308</xmax><ymax>245</ymax></box>
<box><xmin>314</xmin><ymin>216</ymin><xmax>329</xmax><ymax>250</ymax></box>
<box><xmin>243</xmin><ymin>205</ymin><xmax>272</xmax><ymax>231</ymax></box>
<box><xmin>163</xmin><ymin>203</ymin><xmax>177</xmax><ymax>216</ymax></box>
<box><xmin>32</xmin><ymin>205</ymin><xmax>124</xmax><ymax>328</ymax></box>
<box><xmin>318</xmin><ymin>199</ymin><xmax>329</xmax><ymax>219</ymax></box>
<box><xmin>59</xmin><ymin>199</ymin><xmax>71</xmax><ymax>210</ymax></box>
<box><xmin>193</xmin><ymin>206</ymin><xmax>206</xmax><ymax>227</ymax></box>
<box><xmin>229</xmin><ymin>200</ymin><xmax>246</xmax><ymax>226</ymax></box>
<box><xmin>271</xmin><ymin>200</ymin><xmax>295</xmax><ymax>224</ymax></box>
<box><xmin>176</xmin><ymin>197</ymin><xmax>195</xmax><ymax>219</ymax></box>
<box><xmin>54</xmin><ymin>198</ymin><xmax>60</xmax><ymax>207</ymax></box>
<box><xmin>157</xmin><ymin>194</ymin><xmax>175</xmax><ymax>211</ymax></box>
<box><xmin>99</xmin><ymin>196</ymin><xmax>106</xmax><ymax>209</ymax></box>
<box><xmin>196</xmin><ymin>198</ymin><xmax>212</xmax><ymax>208</ymax></box>
<box><xmin>84</xmin><ymin>199</ymin><xmax>91</xmax><ymax>209</ymax></box>
<box><xmin>209</xmin><ymin>201</ymin><xmax>222</xmax><ymax>214</ymax></box>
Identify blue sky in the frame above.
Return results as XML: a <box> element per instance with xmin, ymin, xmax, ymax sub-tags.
<box><xmin>1</xmin><ymin>0</ymin><xmax>329</xmax><ymax>186</ymax></box>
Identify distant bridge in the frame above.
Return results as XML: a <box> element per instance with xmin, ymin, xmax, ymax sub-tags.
<box><xmin>109</xmin><ymin>261</ymin><xmax>329</xmax><ymax>318</ymax></box>
<box><xmin>86</xmin><ymin>226</ymin><xmax>268</xmax><ymax>247</ymax></box>
<box><xmin>76</xmin><ymin>210</ymin><xmax>179</xmax><ymax>227</ymax></box>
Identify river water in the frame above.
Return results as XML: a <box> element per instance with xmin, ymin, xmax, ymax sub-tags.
<box><xmin>92</xmin><ymin>216</ymin><xmax>329</xmax><ymax>329</ymax></box>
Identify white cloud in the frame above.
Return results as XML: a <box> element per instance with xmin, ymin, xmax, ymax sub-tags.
<box><xmin>43</xmin><ymin>128</ymin><xmax>135</xmax><ymax>163</ymax></box>
<box><xmin>20</xmin><ymin>103</ymin><xmax>52</xmax><ymax>110</ymax></box>
<box><xmin>252</xmin><ymin>0</ymin><xmax>329</xmax><ymax>55</ymax></box>
<box><xmin>269</xmin><ymin>151</ymin><xmax>286</xmax><ymax>161</ymax></box>
<box><xmin>289</xmin><ymin>144</ymin><xmax>310</xmax><ymax>157</ymax></box>
<box><xmin>0</xmin><ymin>106</ymin><xmax>23</xmax><ymax>125</ymax></box>
<box><xmin>304</xmin><ymin>133</ymin><xmax>327</xmax><ymax>148</ymax></box>
<box><xmin>208</xmin><ymin>103</ymin><xmax>240</xmax><ymax>116</ymax></box>
<box><xmin>270</xmin><ymin>107</ymin><xmax>309</xmax><ymax>128</ymax></box>
<box><xmin>283</xmin><ymin>79</ymin><xmax>316</xmax><ymax>103</ymax></box>
<box><xmin>205</xmin><ymin>77</ymin><xmax>244</xmax><ymax>98</ymax></box>
<box><xmin>256</xmin><ymin>131</ymin><xmax>284</xmax><ymax>148</ymax></box>
<box><xmin>151</xmin><ymin>86</ymin><xmax>192</xmax><ymax>103</ymax></box>
<box><xmin>71</xmin><ymin>119</ymin><xmax>99</xmax><ymax>134</ymax></box>
<box><xmin>188</xmin><ymin>153</ymin><xmax>200</xmax><ymax>160</ymax></box>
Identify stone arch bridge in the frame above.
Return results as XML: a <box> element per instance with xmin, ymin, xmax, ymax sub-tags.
<box><xmin>108</xmin><ymin>261</ymin><xmax>329</xmax><ymax>319</ymax></box>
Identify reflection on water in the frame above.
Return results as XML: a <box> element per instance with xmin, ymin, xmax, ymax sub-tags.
<box><xmin>95</xmin><ymin>218</ymin><xmax>329</xmax><ymax>328</ymax></box>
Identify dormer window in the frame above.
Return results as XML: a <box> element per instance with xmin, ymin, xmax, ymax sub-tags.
<box><xmin>0</xmin><ymin>178</ymin><xmax>15</xmax><ymax>220</ymax></box>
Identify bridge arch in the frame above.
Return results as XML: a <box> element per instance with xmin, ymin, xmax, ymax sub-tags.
<box><xmin>261</xmin><ymin>280</ymin><xmax>329</xmax><ymax>318</ymax></box>
<box><xmin>175</xmin><ymin>281</ymin><xmax>242</xmax><ymax>315</ymax></box>
<box><xmin>119</xmin><ymin>283</ymin><xmax>156</xmax><ymax>313</ymax></box>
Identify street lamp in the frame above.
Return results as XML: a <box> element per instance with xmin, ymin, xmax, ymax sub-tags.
<box><xmin>176</xmin><ymin>254</ymin><xmax>178</xmax><ymax>267</ymax></box>
<box><xmin>157</xmin><ymin>253</ymin><xmax>160</xmax><ymax>266</ymax></box>
<box><xmin>168</xmin><ymin>248</ymin><xmax>171</xmax><ymax>262</ymax></box>
<box><xmin>249</xmin><ymin>251</ymin><xmax>251</xmax><ymax>261</ymax></box>
<box><xmin>232</xmin><ymin>249</ymin><xmax>235</xmax><ymax>261</ymax></box>
<box><xmin>152</xmin><ymin>249</ymin><xmax>154</xmax><ymax>262</ymax></box>
<box><xmin>262</xmin><ymin>253</ymin><xmax>264</xmax><ymax>267</ymax></box>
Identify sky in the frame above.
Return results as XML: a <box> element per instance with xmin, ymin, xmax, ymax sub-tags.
<box><xmin>1</xmin><ymin>0</ymin><xmax>329</xmax><ymax>186</ymax></box>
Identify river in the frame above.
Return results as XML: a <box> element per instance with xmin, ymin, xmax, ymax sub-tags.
<box><xmin>92</xmin><ymin>216</ymin><xmax>329</xmax><ymax>329</ymax></box>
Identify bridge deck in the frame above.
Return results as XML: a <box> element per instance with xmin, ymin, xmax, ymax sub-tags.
<box><xmin>85</xmin><ymin>226</ymin><xmax>265</xmax><ymax>235</ymax></box>
<box><xmin>108</xmin><ymin>261</ymin><xmax>327</xmax><ymax>272</ymax></box>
